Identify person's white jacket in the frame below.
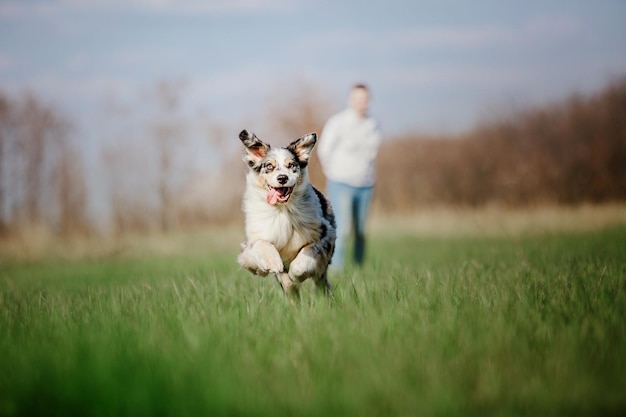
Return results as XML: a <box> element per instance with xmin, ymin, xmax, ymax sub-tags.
<box><xmin>317</xmin><ymin>108</ymin><xmax>382</xmax><ymax>188</ymax></box>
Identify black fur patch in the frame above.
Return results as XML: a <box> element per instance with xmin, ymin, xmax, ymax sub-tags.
<box><xmin>239</xmin><ymin>130</ymin><xmax>270</xmax><ymax>163</ymax></box>
<box><xmin>285</xmin><ymin>145</ymin><xmax>308</xmax><ymax>169</ymax></box>
<box><xmin>286</xmin><ymin>133</ymin><xmax>316</xmax><ymax>168</ymax></box>
<box><xmin>313</xmin><ymin>186</ymin><xmax>336</xmax><ymax>228</ymax></box>
<box><xmin>323</xmin><ymin>240</ymin><xmax>334</xmax><ymax>258</ymax></box>
<box><xmin>248</xmin><ymin>160</ymin><xmax>262</xmax><ymax>173</ymax></box>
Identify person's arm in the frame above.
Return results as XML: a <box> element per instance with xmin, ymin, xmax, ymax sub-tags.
<box><xmin>367</xmin><ymin>122</ymin><xmax>382</xmax><ymax>162</ymax></box>
<box><xmin>317</xmin><ymin>117</ymin><xmax>339</xmax><ymax>172</ymax></box>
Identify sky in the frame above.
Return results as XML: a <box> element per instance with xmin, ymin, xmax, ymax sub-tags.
<box><xmin>1</xmin><ymin>0</ymin><xmax>625</xmax><ymax>137</ymax></box>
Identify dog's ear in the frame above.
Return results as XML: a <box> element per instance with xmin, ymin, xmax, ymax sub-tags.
<box><xmin>239</xmin><ymin>130</ymin><xmax>270</xmax><ymax>169</ymax></box>
<box><xmin>287</xmin><ymin>133</ymin><xmax>317</xmax><ymax>168</ymax></box>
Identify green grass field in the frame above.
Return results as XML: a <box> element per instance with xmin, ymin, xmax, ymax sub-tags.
<box><xmin>1</xmin><ymin>217</ymin><xmax>625</xmax><ymax>416</ymax></box>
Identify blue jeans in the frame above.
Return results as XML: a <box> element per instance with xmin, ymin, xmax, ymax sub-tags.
<box><xmin>326</xmin><ymin>181</ymin><xmax>374</xmax><ymax>269</ymax></box>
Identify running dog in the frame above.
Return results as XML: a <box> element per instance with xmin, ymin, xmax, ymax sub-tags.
<box><xmin>237</xmin><ymin>129</ymin><xmax>336</xmax><ymax>298</ymax></box>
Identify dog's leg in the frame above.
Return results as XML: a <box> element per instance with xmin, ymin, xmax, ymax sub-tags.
<box><xmin>288</xmin><ymin>244</ymin><xmax>333</xmax><ymax>296</ymax></box>
<box><xmin>238</xmin><ymin>240</ymin><xmax>284</xmax><ymax>276</ymax></box>
<box><xmin>313</xmin><ymin>271</ymin><xmax>333</xmax><ymax>298</ymax></box>
<box><xmin>274</xmin><ymin>272</ymin><xmax>300</xmax><ymax>300</ymax></box>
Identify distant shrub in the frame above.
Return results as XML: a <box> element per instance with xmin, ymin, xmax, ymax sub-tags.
<box><xmin>376</xmin><ymin>77</ymin><xmax>626</xmax><ymax>211</ymax></box>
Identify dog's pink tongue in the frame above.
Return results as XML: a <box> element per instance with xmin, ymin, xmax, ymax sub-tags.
<box><xmin>266</xmin><ymin>188</ymin><xmax>280</xmax><ymax>205</ymax></box>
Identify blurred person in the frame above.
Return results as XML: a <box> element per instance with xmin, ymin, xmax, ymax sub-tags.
<box><xmin>318</xmin><ymin>83</ymin><xmax>382</xmax><ymax>270</ymax></box>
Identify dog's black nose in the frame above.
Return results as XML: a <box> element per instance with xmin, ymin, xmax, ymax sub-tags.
<box><xmin>277</xmin><ymin>174</ymin><xmax>288</xmax><ymax>185</ymax></box>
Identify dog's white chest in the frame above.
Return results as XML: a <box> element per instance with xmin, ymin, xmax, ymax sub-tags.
<box><xmin>279</xmin><ymin>226</ymin><xmax>314</xmax><ymax>263</ymax></box>
<box><xmin>246</xmin><ymin>206</ymin><xmax>317</xmax><ymax>263</ymax></box>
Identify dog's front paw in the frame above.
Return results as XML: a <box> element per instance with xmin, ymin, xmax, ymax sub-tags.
<box><xmin>252</xmin><ymin>240</ymin><xmax>284</xmax><ymax>274</ymax></box>
<box><xmin>238</xmin><ymin>240</ymin><xmax>284</xmax><ymax>276</ymax></box>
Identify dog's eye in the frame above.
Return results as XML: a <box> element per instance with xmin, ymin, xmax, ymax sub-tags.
<box><xmin>287</xmin><ymin>162</ymin><xmax>297</xmax><ymax>170</ymax></box>
<box><xmin>263</xmin><ymin>162</ymin><xmax>275</xmax><ymax>172</ymax></box>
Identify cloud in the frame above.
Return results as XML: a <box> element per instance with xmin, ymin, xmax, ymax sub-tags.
<box><xmin>374</xmin><ymin>66</ymin><xmax>526</xmax><ymax>90</ymax></box>
<box><xmin>0</xmin><ymin>0</ymin><xmax>299</xmax><ymax>18</ymax></box>
<box><xmin>522</xmin><ymin>15</ymin><xmax>586</xmax><ymax>42</ymax></box>
<box><xmin>14</xmin><ymin>74</ymin><xmax>136</xmax><ymax>103</ymax></box>
<box><xmin>131</xmin><ymin>0</ymin><xmax>298</xmax><ymax>14</ymax></box>
<box><xmin>293</xmin><ymin>14</ymin><xmax>586</xmax><ymax>58</ymax></box>
<box><xmin>0</xmin><ymin>54</ymin><xmax>14</xmax><ymax>72</ymax></box>
<box><xmin>385</xmin><ymin>26</ymin><xmax>509</xmax><ymax>50</ymax></box>
<box><xmin>397</xmin><ymin>16</ymin><xmax>584</xmax><ymax>49</ymax></box>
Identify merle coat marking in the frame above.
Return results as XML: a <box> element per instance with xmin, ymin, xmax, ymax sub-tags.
<box><xmin>237</xmin><ymin>129</ymin><xmax>336</xmax><ymax>297</ymax></box>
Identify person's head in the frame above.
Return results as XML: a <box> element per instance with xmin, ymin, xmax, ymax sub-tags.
<box><xmin>348</xmin><ymin>83</ymin><xmax>370</xmax><ymax>118</ymax></box>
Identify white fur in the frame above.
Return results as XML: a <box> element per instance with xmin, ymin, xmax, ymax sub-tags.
<box><xmin>237</xmin><ymin>130</ymin><xmax>336</xmax><ymax>298</ymax></box>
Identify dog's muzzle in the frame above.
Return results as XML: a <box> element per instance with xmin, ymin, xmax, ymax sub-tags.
<box><xmin>267</xmin><ymin>186</ymin><xmax>294</xmax><ymax>205</ymax></box>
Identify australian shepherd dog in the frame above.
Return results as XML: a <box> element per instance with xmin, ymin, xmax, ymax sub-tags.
<box><xmin>237</xmin><ymin>130</ymin><xmax>336</xmax><ymax>298</ymax></box>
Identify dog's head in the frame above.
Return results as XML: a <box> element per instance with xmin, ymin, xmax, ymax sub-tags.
<box><xmin>239</xmin><ymin>129</ymin><xmax>317</xmax><ymax>205</ymax></box>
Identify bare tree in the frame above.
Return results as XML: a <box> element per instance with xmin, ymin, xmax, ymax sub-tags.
<box><xmin>54</xmin><ymin>136</ymin><xmax>89</xmax><ymax>236</ymax></box>
<box><xmin>264</xmin><ymin>81</ymin><xmax>335</xmax><ymax>189</ymax></box>
<box><xmin>0</xmin><ymin>89</ymin><xmax>89</xmax><ymax>236</ymax></box>
<box><xmin>0</xmin><ymin>92</ymin><xmax>8</xmax><ymax>233</ymax></box>
<box><xmin>375</xmin><ymin>76</ymin><xmax>626</xmax><ymax>211</ymax></box>
<box><xmin>152</xmin><ymin>80</ymin><xmax>185</xmax><ymax>232</ymax></box>
<box><xmin>19</xmin><ymin>95</ymin><xmax>49</xmax><ymax>223</ymax></box>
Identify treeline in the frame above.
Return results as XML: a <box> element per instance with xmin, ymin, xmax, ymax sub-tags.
<box><xmin>375</xmin><ymin>77</ymin><xmax>626</xmax><ymax>210</ymax></box>
<box><xmin>0</xmin><ymin>77</ymin><xmax>624</xmax><ymax>238</ymax></box>
<box><xmin>0</xmin><ymin>91</ymin><xmax>89</xmax><ymax>237</ymax></box>
<box><xmin>0</xmin><ymin>81</ymin><xmax>332</xmax><ymax>238</ymax></box>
